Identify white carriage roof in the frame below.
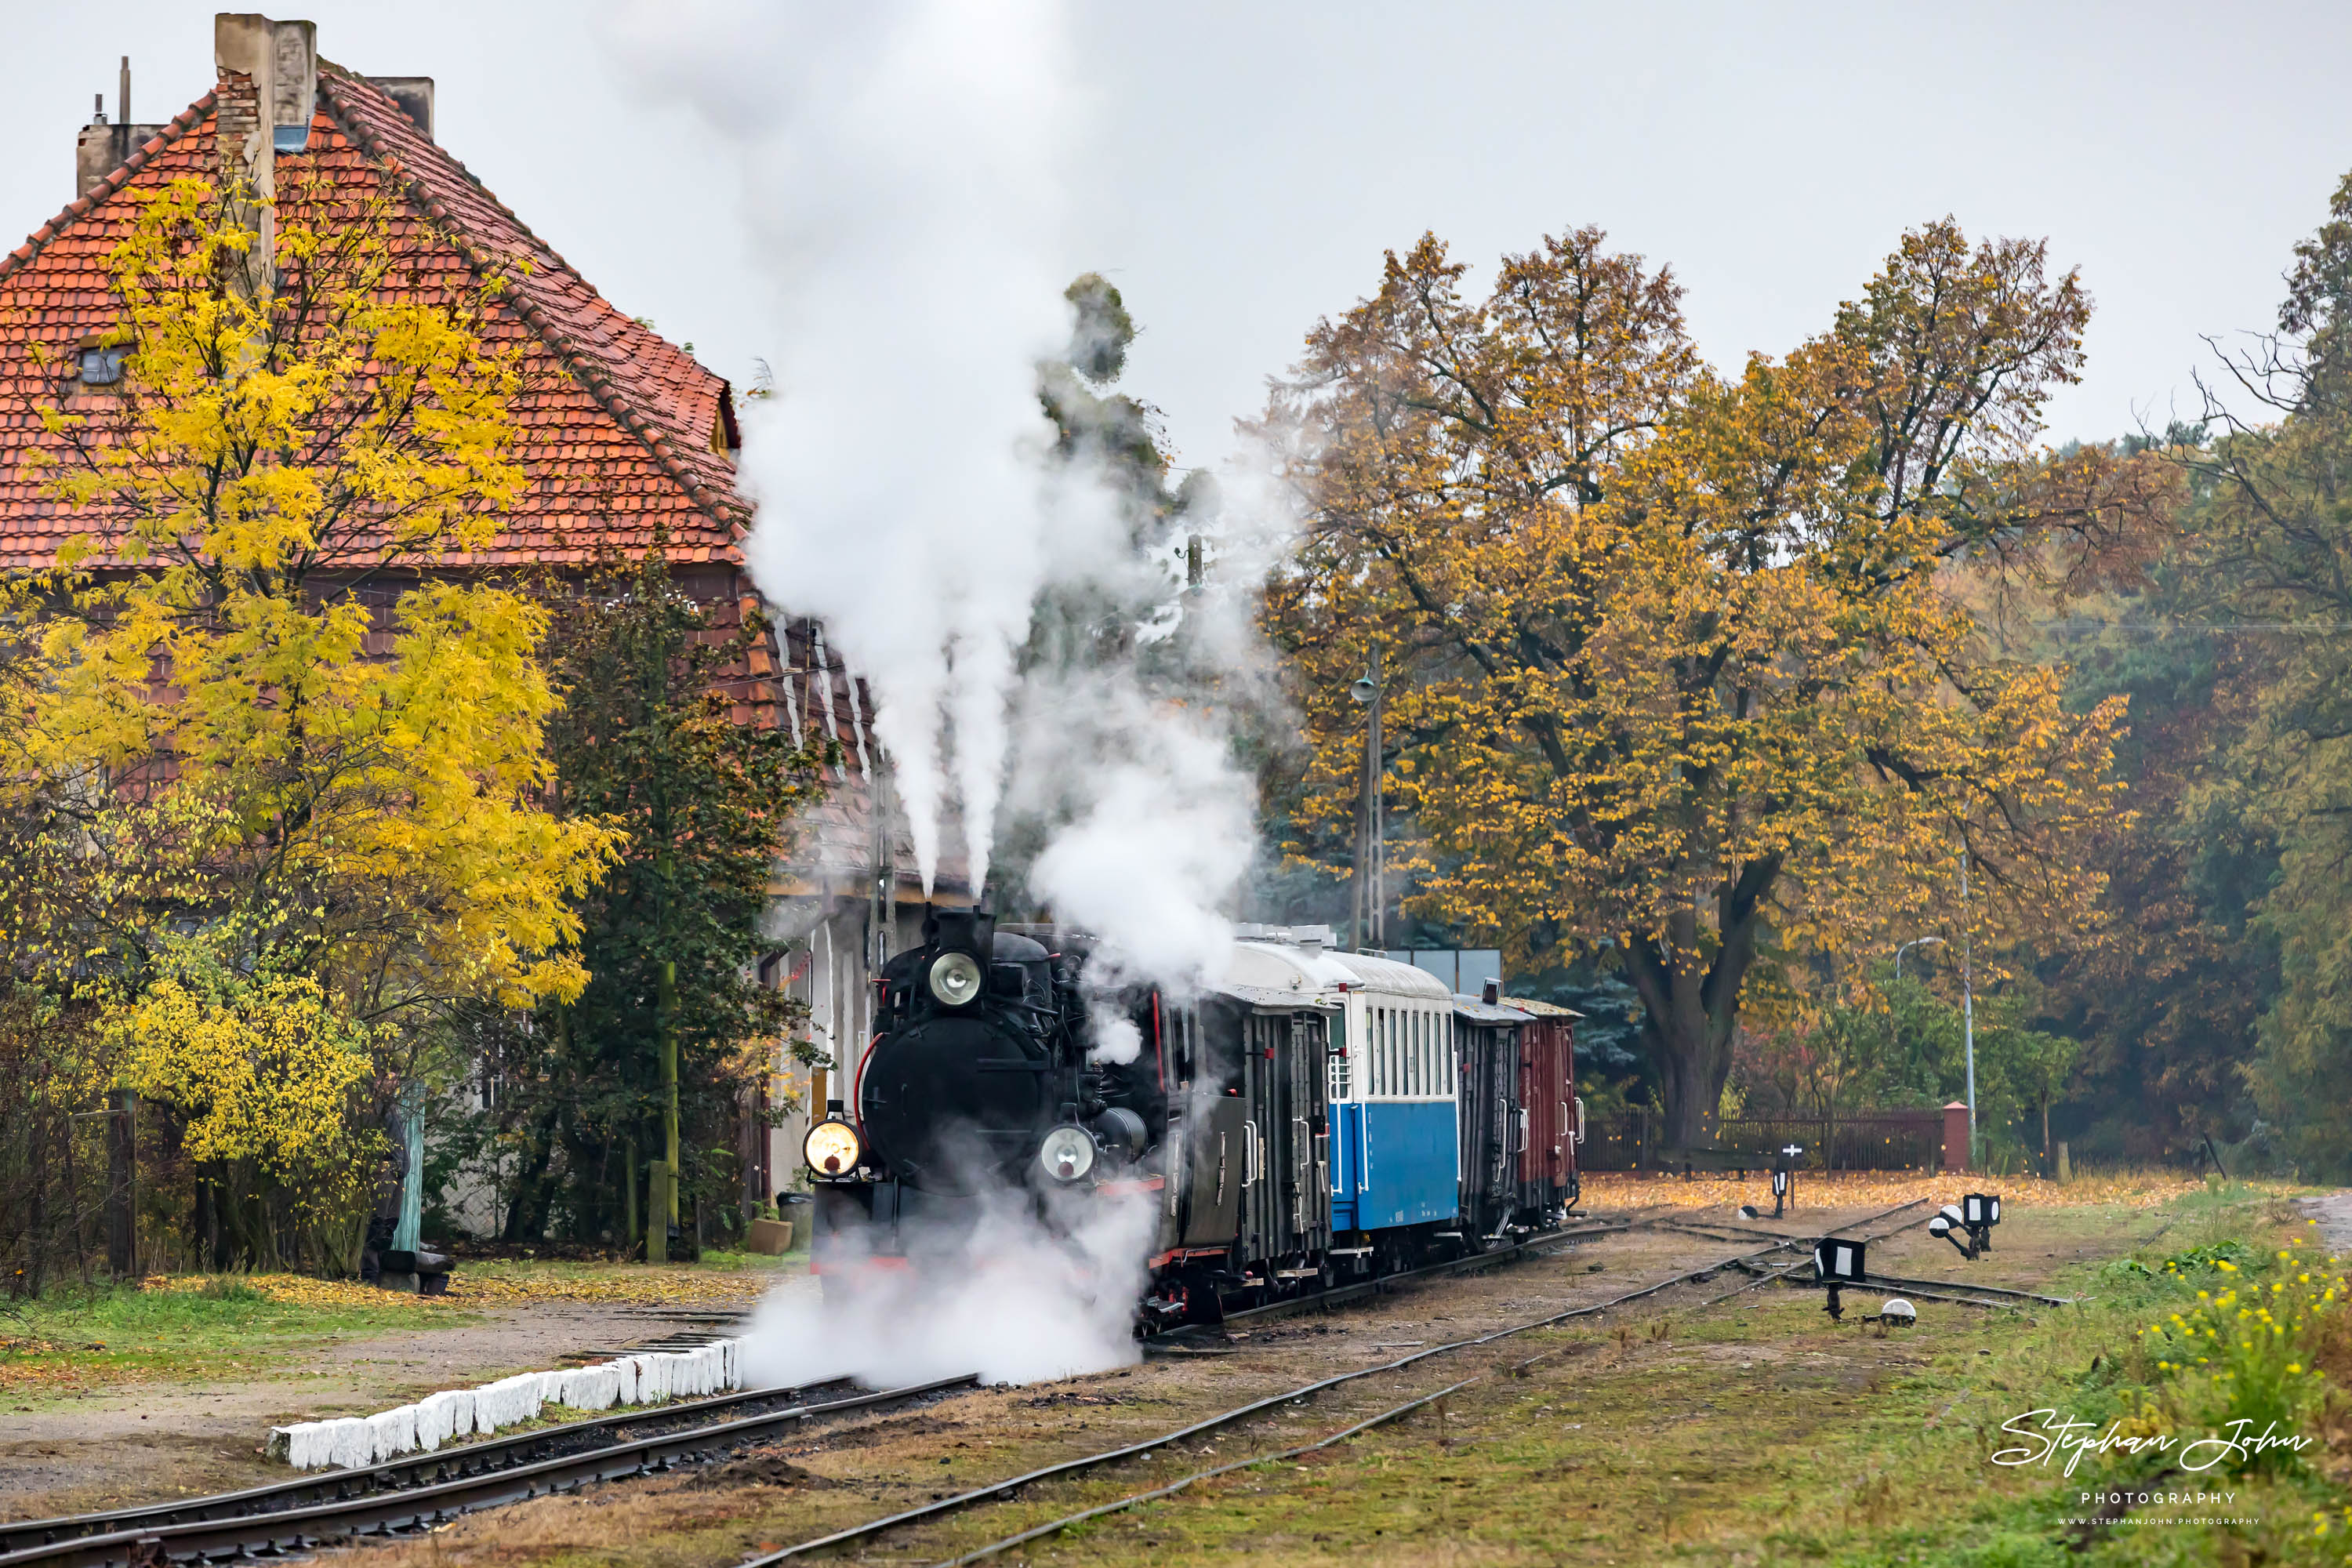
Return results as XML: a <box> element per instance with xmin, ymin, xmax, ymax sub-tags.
<box><xmin>1225</xmin><ymin>941</ymin><xmax>1454</xmax><ymax>1001</ymax></box>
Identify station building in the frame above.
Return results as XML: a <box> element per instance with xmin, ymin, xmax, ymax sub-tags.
<box><xmin>0</xmin><ymin>13</ymin><xmax>950</xmax><ymax>1236</ymax></box>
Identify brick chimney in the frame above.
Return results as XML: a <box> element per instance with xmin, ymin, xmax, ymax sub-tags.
<box><xmin>74</xmin><ymin>55</ymin><xmax>166</xmax><ymax>198</ymax></box>
<box><xmin>210</xmin><ymin>14</ymin><xmax>316</xmax><ymax>295</ymax></box>
<box><xmin>213</xmin><ymin>13</ymin><xmax>318</xmax><ymax>181</ymax></box>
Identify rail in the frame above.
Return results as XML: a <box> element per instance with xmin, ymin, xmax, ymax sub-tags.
<box><xmin>0</xmin><ymin>1377</ymin><xmax>977</xmax><ymax>1568</ymax></box>
<box><xmin>737</xmin><ymin>1200</ymin><xmax>1929</xmax><ymax>1565</ymax></box>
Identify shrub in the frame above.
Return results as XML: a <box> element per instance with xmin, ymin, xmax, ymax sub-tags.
<box><xmin>2136</xmin><ymin>1237</ymin><xmax>2343</xmax><ymax>1474</ymax></box>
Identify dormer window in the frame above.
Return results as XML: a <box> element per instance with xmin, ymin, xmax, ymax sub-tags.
<box><xmin>78</xmin><ymin>344</ymin><xmax>125</xmax><ymax>385</ymax></box>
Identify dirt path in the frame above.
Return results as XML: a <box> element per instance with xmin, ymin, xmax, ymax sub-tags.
<box><xmin>2296</xmin><ymin>1190</ymin><xmax>2352</xmax><ymax>1250</ymax></box>
<box><xmin>0</xmin><ymin>1298</ymin><xmax>756</xmax><ymax>1522</ymax></box>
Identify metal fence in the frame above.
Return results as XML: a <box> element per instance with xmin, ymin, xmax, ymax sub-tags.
<box><xmin>1579</xmin><ymin>1108</ymin><xmax>1946</xmax><ymax>1172</ymax></box>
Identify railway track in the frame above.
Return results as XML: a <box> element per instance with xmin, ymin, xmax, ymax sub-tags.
<box><xmin>2</xmin><ymin>1198</ymin><xmax>1968</xmax><ymax>1565</ymax></box>
<box><xmin>0</xmin><ymin>1377</ymin><xmax>975</xmax><ymax>1568</ymax></box>
<box><xmin>1147</xmin><ymin>1212</ymin><xmax>1640</xmax><ymax>1346</ymax></box>
<box><xmin>737</xmin><ymin>1199</ymin><xmax>1931</xmax><ymax>1566</ymax></box>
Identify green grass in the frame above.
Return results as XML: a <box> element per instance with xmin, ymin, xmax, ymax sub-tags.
<box><xmin>927</xmin><ymin>1187</ymin><xmax>2352</xmax><ymax>1566</ymax></box>
<box><xmin>0</xmin><ymin>1278</ymin><xmax>484</xmax><ymax>1402</ymax></box>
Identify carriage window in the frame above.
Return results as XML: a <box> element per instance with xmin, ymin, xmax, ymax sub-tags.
<box><xmin>1410</xmin><ymin>1010</ymin><xmax>1423</xmax><ymax>1097</ymax></box>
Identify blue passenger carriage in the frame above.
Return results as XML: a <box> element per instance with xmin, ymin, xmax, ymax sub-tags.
<box><xmin>1226</xmin><ymin>935</ymin><xmax>1461</xmax><ymax>1274</ymax></box>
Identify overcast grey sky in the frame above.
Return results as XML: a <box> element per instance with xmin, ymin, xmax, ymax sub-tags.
<box><xmin>8</xmin><ymin>2</ymin><xmax>2350</xmax><ymax>471</ymax></box>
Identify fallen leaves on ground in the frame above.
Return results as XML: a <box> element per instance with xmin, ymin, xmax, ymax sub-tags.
<box><xmin>132</xmin><ymin>1263</ymin><xmax>784</xmax><ymax>1308</ymax></box>
<box><xmin>447</xmin><ymin>1264</ymin><xmax>780</xmax><ymax>1306</ymax></box>
<box><xmin>1580</xmin><ymin>1167</ymin><xmax>2223</xmax><ymax>1215</ymax></box>
<box><xmin>138</xmin><ymin>1272</ymin><xmax>466</xmax><ymax>1309</ymax></box>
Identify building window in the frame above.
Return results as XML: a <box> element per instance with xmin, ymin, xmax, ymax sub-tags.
<box><xmin>79</xmin><ymin>345</ymin><xmax>125</xmax><ymax>385</ymax></box>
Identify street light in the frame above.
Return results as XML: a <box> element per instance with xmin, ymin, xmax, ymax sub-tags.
<box><xmin>1348</xmin><ymin>650</ymin><xmax>1385</xmax><ymax>952</ymax></box>
<box><xmin>1961</xmin><ymin>851</ymin><xmax>1977</xmax><ymax>1166</ymax></box>
<box><xmin>1897</xmin><ymin>846</ymin><xmax>1979</xmax><ymax>1167</ymax></box>
<box><xmin>1893</xmin><ymin>935</ymin><xmax>1944</xmax><ymax>982</ymax></box>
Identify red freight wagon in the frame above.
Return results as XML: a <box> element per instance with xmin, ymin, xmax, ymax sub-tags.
<box><xmin>1454</xmin><ymin>992</ymin><xmax>1584</xmax><ymax>1240</ymax></box>
<box><xmin>1508</xmin><ymin>1000</ymin><xmax>1581</xmax><ymax>1217</ymax></box>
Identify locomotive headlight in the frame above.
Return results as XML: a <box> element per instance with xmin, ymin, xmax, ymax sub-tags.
<box><xmin>927</xmin><ymin>950</ymin><xmax>984</xmax><ymax>1007</ymax></box>
<box><xmin>1037</xmin><ymin>1125</ymin><xmax>1098</xmax><ymax>1184</ymax></box>
<box><xmin>804</xmin><ymin>1119</ymin><xmax>864</xmax><ymax>1178</ymax></box>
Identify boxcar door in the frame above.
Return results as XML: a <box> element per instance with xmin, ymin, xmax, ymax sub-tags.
<box><xmin>1517</xmin><ymin>1018</ymin><xmax>1573</xmax><ymax>1210</ymax></box>
<box><xmin>1178</xmin><ymin>1004</ymin><xmax>1247</xmax><ymax>1250</ymax></box>
<box><xmin>1239</xmin><ymin>1010</ymin><xmax>1278</xmax><ymax>1265</ymax></box>
<box><xmin>1285</xmin><ymin>1011</ymin><xmax>1331</xmax><ymax>1250</ymax></box>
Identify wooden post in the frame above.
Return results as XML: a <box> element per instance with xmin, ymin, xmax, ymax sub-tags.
<box><xmin>623</xmin><ymin>1135</ymin><xmax>639</xmax><ymax>1253</ymax></box>
<box><xmin>2056</xmin><ymin>1140</ymin><xmax>2071</xmax><ymax>1185</ymax></box>
<box><xmin>660</xmin><ymin>960</ymin><xmax>681</xmax><ymax>1228</ymax></box>
<box><xmin>647</xmin><ymin>1160</ymin><xmax>670</xmax><ymax>1265</ymax></box>
<box><xmin>105</xmin><ymin>1090</ymin><xmax>137</xmax><ymax>1278</ymax></box>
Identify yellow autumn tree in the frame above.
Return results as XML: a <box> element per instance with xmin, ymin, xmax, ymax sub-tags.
<box><xmin>1262</xmin><ymin>221</ymin><xmax>2174</xmax><ymax>1146</ymax></box>
<box><xmin>108</xmin><ymin>946</ymin><xmax>383</xmax><ymax>1270</ymax></box>
<box><xmin>13</xmin><ymin>168</ymin><xmax>620</xmax><ymax>1265</ymax></box>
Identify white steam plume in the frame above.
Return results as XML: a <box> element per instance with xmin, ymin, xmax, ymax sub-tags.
<box><xmin>740</xmin><ymin>1181</ymin><xmax>1158</xmax><ymax>1388</ymax></box>
<box><xmin>610</xmin><ymin>0</ymin><xmax>1093</xmax><ymax>895</ymax></box>
<box><xmin>614</xmin><ymin>0</ymin><xmax>1294</xmax><ymax>1396</ymax></box>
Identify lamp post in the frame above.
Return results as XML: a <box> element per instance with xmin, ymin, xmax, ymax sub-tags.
<box><xmin>1349</xmin><ymin>648</ymin><xmax>1385</xmax><ymax>952</ymax></box>
<box><xmin>1961</xmin><ymin>851</ymin><xmax>1976</xmax><ymax>1165</ymax></box>
<box><xmin>1893</xmin><ymin>935</ymin><xmax>1944</xmax><ymax>982</ymax></box>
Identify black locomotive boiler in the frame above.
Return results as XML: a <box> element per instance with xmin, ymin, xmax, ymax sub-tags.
<box><xmin>803</xmin><ymin>909</ymin><xmax>1168</xmax><ymax>1269</ymax></box>
<box><xmin>804</xmin><ymin>908</ymin><xmax>1341</xmax><ymax>1327</ymax></box>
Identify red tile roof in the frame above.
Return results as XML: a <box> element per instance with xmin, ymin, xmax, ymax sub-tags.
<box><xmin>0</xmin><ymin>61</ymin><xmax>746</xmax><ymax>572</ymax></box>
<box><xmin>0</xmin><ymin>58</ymin><xmax>962</xmax><ymax>897</ymax></box>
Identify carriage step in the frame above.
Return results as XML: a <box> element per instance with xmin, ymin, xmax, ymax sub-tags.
<box><xmin>1328</xmin><ymin>1247</ymin><xmax>1373</xmax><ymax>1256</ymax></box>
<box><xmin>1276</xmin><ymin>1268</ymin><xmax>1320</xmax><ymax>1279</ymax></box>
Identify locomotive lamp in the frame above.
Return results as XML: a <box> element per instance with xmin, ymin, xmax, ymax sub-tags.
<box><xmin>804</xmin><ymin>1118</ymin><xmax>864</xmax><ymax>1180</ymax></box>
<box><xmin>1038</xmin><ymin>1124</ymin><xmax>1098</xmax><ymax>1184</ymax></box>
<box><xmin>1813</xmin><ymin>1236</ymin><xmax>1867</xmax><ymax>1322</ymax></box>
<box><xmin>927</xmin><ymin>949</ymin><xmax>984</xmax><ymax>1007</ymax></box>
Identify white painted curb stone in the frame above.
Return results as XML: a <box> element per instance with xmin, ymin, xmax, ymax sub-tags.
<box><xmin>266</xmin><ymin>1338</ymin><xmax>745</xmax><ymax>1469</ymax></box>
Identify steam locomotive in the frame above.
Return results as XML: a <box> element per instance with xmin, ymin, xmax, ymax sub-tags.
<box><xmin>803</xmin><ymin>908</ymin><xmax>1581</xmax><ymax>1329</ymax></box>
